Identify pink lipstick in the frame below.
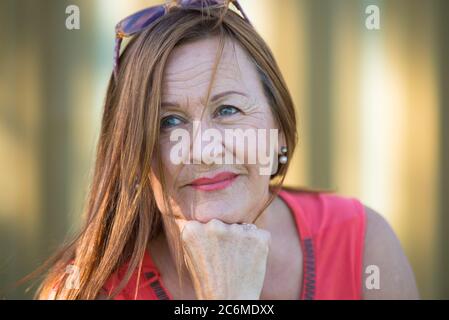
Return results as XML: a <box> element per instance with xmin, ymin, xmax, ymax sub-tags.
<box><xmin>189</xmin><ymin>172</ymin><xmax>239</xmax><ymax>191</ymax></box>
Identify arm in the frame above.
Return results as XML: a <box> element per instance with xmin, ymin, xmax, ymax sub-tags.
<box><xmin>362</xmin><ymin>205</ymin><xmax>420</xmax><ymax>299</ymax></box>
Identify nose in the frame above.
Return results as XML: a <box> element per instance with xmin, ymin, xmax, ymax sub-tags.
<box><xmin>190</xmin><ymin>120</ymin><xmax>225</xmax><ymax>165</ymax></box>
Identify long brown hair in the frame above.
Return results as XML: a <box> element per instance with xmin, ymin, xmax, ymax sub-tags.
<box><xmin>31</xmin><ymin>3</ymin><xmax>307</xmax><ymax>299</ymax></box>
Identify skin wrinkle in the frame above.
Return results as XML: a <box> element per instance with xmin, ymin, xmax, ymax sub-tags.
<box><xmin>164</xmin><ymin>61</ymin><xmax>241</xmax><ymax>82</ymax></box>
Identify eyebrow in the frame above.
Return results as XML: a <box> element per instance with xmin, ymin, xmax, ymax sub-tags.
<box><xmin>161</xmin><ymin>90</ymin><xmax>248</xmax><ymax>108</ymax></box>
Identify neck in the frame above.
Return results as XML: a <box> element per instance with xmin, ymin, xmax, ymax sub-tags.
<box><xmin>252</xmin><ymin>188</ymin><xmax>277</xmax><ymax>229</ymax></box>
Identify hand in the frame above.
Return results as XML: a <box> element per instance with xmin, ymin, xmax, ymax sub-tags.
<box><xmin>176</xmin><ymin>218</ymin><xmax>271</xmax><ymax>300</ymax></box>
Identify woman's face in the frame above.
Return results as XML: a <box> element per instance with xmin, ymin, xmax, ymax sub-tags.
<box><xmin>150</xmin><ymin>36</ymin><xmax>282</xmax><ymax>225</ymax></box>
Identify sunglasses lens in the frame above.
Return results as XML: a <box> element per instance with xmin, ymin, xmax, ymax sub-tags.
<box><xmin>116</xmin><ymin>5</ymin><xmax>166</xmax><ymax>36</ymax></box>
<box><xmin>180</xmin><ymin>0</ymin><xmax>223</xmax><ymax>8</ymax></box>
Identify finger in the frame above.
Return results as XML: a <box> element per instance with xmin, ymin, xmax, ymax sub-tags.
<box><xmin>240</xmin><ymin>223</ymin><xmax>258</xmax><ymax>231</ymax></box>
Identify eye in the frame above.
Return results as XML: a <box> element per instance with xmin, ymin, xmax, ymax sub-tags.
<box><xmin>215</xmin><ymin>105</ymin><xmax>241</xmax><ymax>117</ymax></box>
<box><xmin>160</xmin><ymin>115</ymin><xmax>185</xmax><ymax>129</ymax></box>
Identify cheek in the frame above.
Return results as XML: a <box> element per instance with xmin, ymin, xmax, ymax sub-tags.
<box><xmin>159</xmin><ymin>133</ymin><xmax>175</xmax><ymax>162</ymax></box>
<box><xmin>153</xmin><ymin>139</ymin><xmax>182</xmax><ymax>183</ymax></box>
<box><xmin>150</xmin><ymin>165</ymin><xmax>194</xmax><ymax>221</ymax></box>
<box><xmin>229</xmin><ymin>125</ymin><xmax>278</xmax><ymax>176</ymax></box>
<box><xmin>245</xmin><ymin>163</ymin><xmax>272</xmax><ymax>193</ymax></box>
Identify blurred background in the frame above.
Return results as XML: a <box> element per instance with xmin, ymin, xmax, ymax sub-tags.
<box><xmin>0</xmin><ymin>0</ymin><xmax>448</xmax><ymax>299</ymax></box>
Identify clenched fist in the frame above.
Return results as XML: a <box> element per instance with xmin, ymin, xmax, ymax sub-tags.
<box><xmin>176</xmin><ymin>219</ymin><xmax>271</xmax><ymax>300</ymax></box>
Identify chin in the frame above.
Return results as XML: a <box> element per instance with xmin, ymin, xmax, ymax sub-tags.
<box><xmin>187</xmin><ymin>203</ymin><xmax>246</xmax><ymax>224</ymax></box>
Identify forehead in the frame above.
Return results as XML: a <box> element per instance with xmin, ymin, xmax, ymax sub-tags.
<box><xmin>161</xmin><ymin>36</ymin><xmax>264</xmax><ymax>104</ymax></box>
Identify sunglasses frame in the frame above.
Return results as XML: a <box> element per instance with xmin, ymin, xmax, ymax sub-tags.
<box><xmin>113</xmin><ymin>0</ymin><xmax>251</xmax><ymax>79</ymax></box>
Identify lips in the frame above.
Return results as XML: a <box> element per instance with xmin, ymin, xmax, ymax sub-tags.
<box><xmin>189</xmin><ymin>172</ymin><xmax>239</xmax><ymax>191</ymax></box>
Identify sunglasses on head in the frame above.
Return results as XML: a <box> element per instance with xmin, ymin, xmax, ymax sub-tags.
<box><xmin>113</xmin><ymin>0</ymin><xmax>251</xmax><ymax>79</ymax></box>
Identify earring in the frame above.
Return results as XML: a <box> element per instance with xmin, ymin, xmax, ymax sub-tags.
<box><xmin>279</xmin><ymin>146</ymin><xmax>288</xmax><ymax>164</ymax></box>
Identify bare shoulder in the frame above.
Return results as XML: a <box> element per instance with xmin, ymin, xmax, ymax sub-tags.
<box><xmin>362</xmin><ymin>205</ymin><xmax>420</xmax><ymax>299</ymax></box>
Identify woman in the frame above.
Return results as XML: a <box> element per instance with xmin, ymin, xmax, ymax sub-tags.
<box><xmin>37</xmin><ymin>0</ymin><xmax>419</xmax><ymax>300</ymax></box>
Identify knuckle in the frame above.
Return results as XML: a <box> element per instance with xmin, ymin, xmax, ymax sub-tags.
<box><xmin>207</xmin><ymin>219</ymin><xmax>226</xmax><ymax>234</ymax></box>
<box><xmin>181</xmin><ymin>221</ymin><xmax>201</xmax><ymax>241</ymax></box>
<box><xmin>229</xmin><ymin>223</ymin><xmax>243</xmax><ymax>232</ymax></box>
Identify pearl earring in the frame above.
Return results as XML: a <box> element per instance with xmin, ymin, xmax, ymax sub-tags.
<box><xmin>279</xmin><ymin>146</ymin><xmax>288</xmax><ymax>164</ymax></box>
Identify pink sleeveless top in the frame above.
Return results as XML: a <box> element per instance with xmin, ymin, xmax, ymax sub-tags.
<box><xmin>102</xmin><ymin>189</ymin><xmax>367</xmax><ymax>300</ymax></box>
